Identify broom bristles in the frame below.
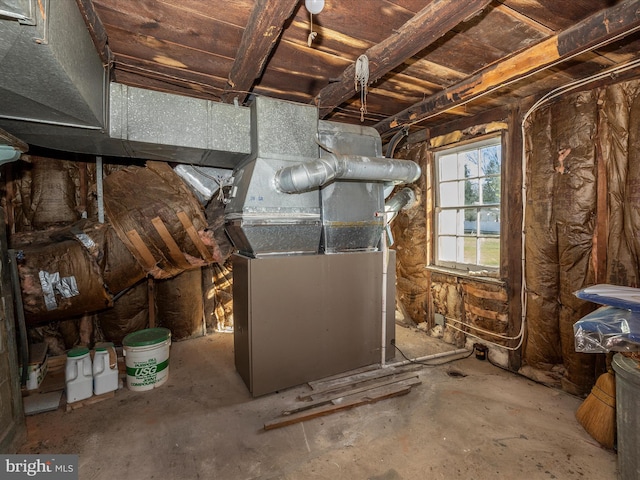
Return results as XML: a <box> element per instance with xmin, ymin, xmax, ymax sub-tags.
<box><xmin>576</xmin><ymin>372</ymin><xmax>616</xmax><ymax>449</ymax></box>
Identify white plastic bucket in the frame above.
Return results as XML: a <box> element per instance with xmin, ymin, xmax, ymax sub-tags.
<box><xmin>122</xmin><ymin>328</ymin><xmax>171</xmax><ymax>391</ymax></box>
<box><xmin>66</xmin><ymin>346</ymin><xmax>93</xmax><ymax>403</ymax></box>
<box><xmin>93</xmin><ymin>342</ymin><xmax>119</xmax><ymax>395</ymax></box>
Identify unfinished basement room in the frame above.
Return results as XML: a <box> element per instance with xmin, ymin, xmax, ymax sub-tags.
<box><xmin>1</xmin><ymin>0</ymin><xmax>640</xmax><ymax>479</ymax></box>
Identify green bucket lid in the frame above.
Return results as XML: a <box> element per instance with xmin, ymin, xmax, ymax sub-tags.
<box><xmin>123</xmin><ymin>328</ymin><xmax>171</xmax><ymax>347</ymax></box>
<box><xmin>67</xmin><ymin>346</ymin><xmax>90</xmax><ymax>358</ymax></box>
<box><xmin>94</xmin><ymin>342</ymin><xmax>114</xmax><ymax>352</ymax></box>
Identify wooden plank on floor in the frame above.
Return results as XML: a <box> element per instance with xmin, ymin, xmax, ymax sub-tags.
<box><xmin>65</xmin><ymin>391</ymin><xmax>115</xmax><ymax>412</ymax></box>
<box><xmin>306</xmin><ymin>364</ymin><xmax>381</xmax><ymax>386</ymax></box>
<box><xmin>302</xmin><ymin>372</ymin><xmax>421</xmax><ymax>403</ymax></box>
<box><xmin>305</xmin><ymin>364</ymin><xmax>422</xmax><ymax>394</ymax></box>
<box><xmin>284</xmin><ymin>376</ymin><xmax>422</xmax><ymax>415</ymax></box>
<box><xmin>264</xmin><ymin>383</ymin><xmax>414</xmax><ymax>431</ymax></box>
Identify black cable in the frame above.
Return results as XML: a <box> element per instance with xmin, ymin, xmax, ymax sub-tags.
<box><xmin>392</xmin><ymin>341</ymin><xmax>475</xmax><ymax>366</ymax></box>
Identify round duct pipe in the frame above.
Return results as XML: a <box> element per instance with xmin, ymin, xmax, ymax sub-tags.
<box><xmin>275</xmin><ymin>154</ymin><xmax>421</xmax><ymax>194</ymax></box>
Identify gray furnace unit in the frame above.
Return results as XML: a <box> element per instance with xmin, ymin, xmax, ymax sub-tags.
<box><xmin>226</xmin><ymin>96</ymin><xmax>419</xmax><ymax>396</ymax></box>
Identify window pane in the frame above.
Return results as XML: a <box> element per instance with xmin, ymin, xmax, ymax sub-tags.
<box><xmin>464</xmin><ymin>179</ymin><xmax>479</xmax><ymax>205</ymax></box>
<box><xmin>479</xmin><ymin>208</ymin><xmax>500</xmax><ymax>235</ymax></box>
<box><xmin>439</xmin><ymin>154</ymin><xmax>458</xmax><ymax>181</ymax></box>
<box><xmin>481</xmin><ymin>145</ymin><xmax>501</xmax><ymax>175</ymax></box>
<box><xmin>439</xmin><ymin>181</ymin><xmax>460</xmax><ymax>207</ymax></box>
<box><xmin>461</xmin><ymin>151</ymin><xmax>478</xmax><ymax>177</ymax></box>
<box><xmin>464</xmin><ymin>208</ymin><xmax>477</xmax><ymax>234</ymax></box>
<box><xmin>439</xmin><ymin>236</ymin><xmax>457</xmax><ymax>261</ymax></box>
<box><xmin>482</xmin><ymin>176</ymin><xmax>500</xmax><ymax>204</ymax></box>
<box><xmin>463</xmin><ymin>237</ymin><xmax>476</xmax><ymax>265</ymax></box>
<box><xmin>479</xmin><ymin>237</ymin><xmax>500</xmax><ymax>267</ymax></box>
<box><xmin>438</xmin><ymin>209</ymin><xmax>457</xmax><ymax>235</ymax></box>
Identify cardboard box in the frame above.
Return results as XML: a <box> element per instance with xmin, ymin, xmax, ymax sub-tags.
<box><xmin>20</xmin><ymin>343</ymin><xmax>48</xmax><ymax>391</ymax></box>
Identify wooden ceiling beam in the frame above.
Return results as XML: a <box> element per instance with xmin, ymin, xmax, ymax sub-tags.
<box><xmin>222</xmin><ymin>0</ymin><xmax>299</xmax><ymax>104</ymax></box>
<box><xmin>375</xmin><ymin>0</ymin><xmax>640</xmax><ymax>135</ymax></box>
<box><xmin>313</xmin><ymin>0</ymin><xmax>494</xmax><ymax>118</ymax></box>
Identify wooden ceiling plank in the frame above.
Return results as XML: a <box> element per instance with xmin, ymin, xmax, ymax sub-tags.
<box><xmin>75</xmin><ymin>0</ymin><xmax>112</xmax><ymax>64</ymax></box>
<box><xmin>494</xmin><ymin>3</ymin><xmax>554</xmax><ymax>36</ymax></box>
<box><xmin>222</xmin><ymin>0</ymin><xmax>299</xmax><ymax>104</ymax></box>
<box><xmin>93</xmin><ymin>1</ymin><xmax>244</xmax><ymax>61</ymax></box>
<box><xmin>375</xmin><ymin>0</ymin><xmax>640</xmax><ymax>134</ymax></box>
<box><xmin>114</xmin><ymin>54</ymin><xmax>229</xmax><ymax>97</ymax></box>
<box><xmin>313</xmin><ymin>0</ymin><xmax>494</xmax><ymax>118</ymax></box>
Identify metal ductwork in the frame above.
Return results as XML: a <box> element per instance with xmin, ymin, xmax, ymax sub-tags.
<box><xmin>0</xmin><ymin>0</ymin><xmax>107</xmax><ymax>130</ymax></box>
<box><xmin>275</xmin><ymin>154</ymin><xmax>421</xmax><ymax>193</ymax></box>
<box><xmin>0</xmin><ymin>0</ymin><xmax>251</xmax><ymax>168</ymax></box>
<box><xmin>223</xmin><ymin>97</ymin><xmax>421</xmax><ymax>257</ymax></box>
<box><xmin>224</xmin><ymin>97</ymin><xmax>322</xmax><ymax>257</ymax></box>
<box><xmin>386</xmin><ymin>187</ymin><xmax>417</xmax><ymax>214</ymax></box>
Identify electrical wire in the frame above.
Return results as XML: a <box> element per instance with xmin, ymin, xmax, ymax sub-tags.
<box><xmin>392</xmin><ymin>341</ymin><xmax>474</xmax><ymax>366</ymax></box>
<box><xmin>445</xmin><ymin>315</ymin><xmax>522</xmax><ymax>341</ymax></box>
<box><xmin>446</xmin><ymin>320</ymin><xmax>525</xmax><ymax>351</ymax></box>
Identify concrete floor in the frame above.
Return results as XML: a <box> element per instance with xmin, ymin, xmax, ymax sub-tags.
<box><xmin>19</xmin><ymin>324</ymin><xmax>618</xmax><ymax>479</ymax></box>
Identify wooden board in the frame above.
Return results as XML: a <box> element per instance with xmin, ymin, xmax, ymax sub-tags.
<box><xmin>284</xmin><ymin>376</ymin><xmax>422</xmax><ymax>415</ymax></box>
<box><xmin>305</xmin><ymin>364</ymin><xmax>422</xmax><ymax>395</ymax></box>
<box><xmin>265</xmin><ymin>364</ymin><xmax>424</xmax><ymax>430</ymax></box>
<box><xmin>264</xmin><ymin>382</ymin><xmax>414</xmax><ymax>431</ymax></box>
<box><xmin>65</xmin><ymin>391</ymin><xmax>115</xmax><ymax>412</ymax></box>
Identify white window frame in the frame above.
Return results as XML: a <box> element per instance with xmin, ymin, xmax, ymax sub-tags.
<box><xmin>434</xmin><ymin>135</ymin><xmax>502</xmax><ymax>272</ymax></box>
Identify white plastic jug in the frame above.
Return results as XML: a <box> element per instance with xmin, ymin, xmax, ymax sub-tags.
<box><xmin>65</xmin><ymin>346</ymin><xmax>93</xmax><ymax>403</ymax></box>
<box><xmin>93</xmin><ymin>342</ymin><xmax>119</xmax><ymax>395</ymax></box>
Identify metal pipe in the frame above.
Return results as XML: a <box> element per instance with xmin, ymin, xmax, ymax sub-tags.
<box><xmin>381</xmin><ymin>231</ymin><xmax>388</xmax><ymax>367</ymax></box>
<box><xmin>96</xmin><ymin>156</ymin><xmax>104</xmax><ymax>223</ymax></box>
<box><xmin>275</xmin><ymin>154</ymin><xmax>421</xmax><ymax>193</ymax></box>
<box><xmin>385</xmin><ymin>187</ymin><xmax>415</xmax><ymax>213</ymax></box>
<box><xmin>385</xmin><ymin>348</ymin><xmax>471</xmax><ymax>368</ymax></box>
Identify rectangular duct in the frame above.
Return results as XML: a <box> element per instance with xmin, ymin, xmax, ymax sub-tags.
<box><xmin>0</xmin><ymin>1</ymin><xmax>253</xmax><ymax>168</ymax></box>
<box><xmin>108</xmin><ymin>84</ymin><xmax>251</xmax><ymax>168</ymax></box>
<box><xmin>224</xmin><ymin>96</ymin><xmax>322</xmax><ymax>256</ymax></box>
<box><xmin>317</xmin><ymin>121</ymin><xmax>385</xmax><ymax>253</ymax></box>
<box><xmin>0</xmin><ymin>0</ymin><xmax>106</xmax><ymax>128</ymax></box>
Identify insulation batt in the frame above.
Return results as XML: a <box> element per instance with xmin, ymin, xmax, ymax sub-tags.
<box><xmin>522</xmin><ymin>81</ymin><xmax>640</xmax><ymax>394</ymax></box>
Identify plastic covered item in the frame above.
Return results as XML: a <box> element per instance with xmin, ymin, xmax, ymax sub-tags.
<box><xmin>575</xmin><ymin>284</ymin><xmax>640</xmax><ymax>312</ymax></box>
<box><xmin>574</xmin><ymin>305</ymin><xmax>640</xmax><ymax>353</ymax></box>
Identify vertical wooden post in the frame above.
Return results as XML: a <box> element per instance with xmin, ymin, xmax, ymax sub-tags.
<box><xmin>594</xmin><ymin>130</ymin><xmax>608</xmax><ymax>283</ymax></box>
<box><xmin>505</xmin><ymin>105</ymin><xmax>524</xmax><ymax>372</ymax></box>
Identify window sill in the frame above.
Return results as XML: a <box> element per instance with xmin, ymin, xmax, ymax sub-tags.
<box><xmin>425</xmin><ymin>265</ymin><xmax>505</xmax><ymax>286</ymax></box>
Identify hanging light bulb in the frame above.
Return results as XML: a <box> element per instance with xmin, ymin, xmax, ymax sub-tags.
<box><xmin>305</xmin><ymin>0</ymin><xmax>324</xmax><ymax>47</ymax></box>
<box><xmin>305</xmin><ymin>0</ymin><xmax>325</xmax><ymax>14</ymax></box>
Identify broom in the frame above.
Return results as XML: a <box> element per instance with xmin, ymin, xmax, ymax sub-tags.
<box><xmin>575</xmin><ymin>371</ymin><xmax>616</xmax><ymax>449</ymax></box>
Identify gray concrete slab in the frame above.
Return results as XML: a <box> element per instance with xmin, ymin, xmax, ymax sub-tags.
<box><xmin>19</xmin><ymin>331</ymin><xmax>617</xmax><ymax>479</ymax></box>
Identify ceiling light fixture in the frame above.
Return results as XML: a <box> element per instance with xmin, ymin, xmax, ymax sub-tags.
<box><xmin>305</xmin><ymin>0</ymin><xmax>324</xmax><ymax>47</ymax></box>
<box><xmin>305</xmin><ymin>0</ymin><xmax>324</xmax><ymax>14</ymax></box>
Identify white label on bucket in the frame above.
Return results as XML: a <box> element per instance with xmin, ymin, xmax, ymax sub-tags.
<box><xmin>126</xmin><ymin>358</ymin><xmax>169</xmax><ymax>388</ymax></box>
